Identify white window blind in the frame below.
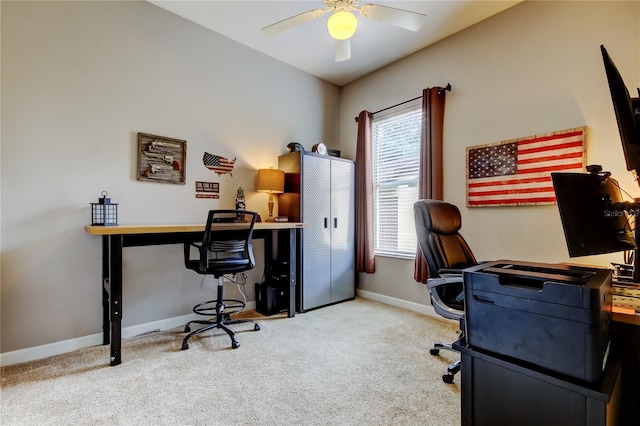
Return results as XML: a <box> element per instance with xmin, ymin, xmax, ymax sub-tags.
<box><xmin>372</xmin><ymin>102</ymin><xmax>422</xmax><ymax>258</ymax></box>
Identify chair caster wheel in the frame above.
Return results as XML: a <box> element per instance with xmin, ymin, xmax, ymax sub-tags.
<box><xmin>181</xmin><ymin>343</ymin><xmax>189</xmax><ymax>351</ymax></box>
<box><xmin>442</xmin><ymin>373</ymin><xmax>454</xmax><ymax>384</ymax></box>
<box><xmin>232</xmin><ymin>340</ymin><xmax>240</xmax><ymax>349</ymax></box>
<box><xmin>430</xmin><ymin>348</ymin><xmax>440</xmax><ymax>356</ymax></box>
<box><xmin>254</xmin><ymin>324</ymin><xmax>261</xmax><ymax>331</ymax></box>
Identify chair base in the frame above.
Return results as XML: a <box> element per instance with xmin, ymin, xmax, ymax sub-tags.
<box><xmin>181</xmin><ymin>315</ymin><xmax>260</xmax><ymax>350</ymax></box>
<box><xmin>430</xmin><ymin>341</ymin><xmax>461</xmax><ymax>384</ymax></box>
<box><xmin>181</xmin><ymin>282</ymin><xmax>260</xmax><ymax>350</ymax></box>
<box><xmin>442</xmin><ymin>360</ymin><xmax>461</xmax><ymax>384</ymax></box>
<box><xmin>430</xmin><ymin>341</ymin><xmax>457</xmax><ymax>355</ymax></box>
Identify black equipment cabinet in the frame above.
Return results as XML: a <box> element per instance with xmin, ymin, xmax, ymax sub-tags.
<box><xmin>455</xmin><ymin>338</ymin><xmax>622</xmax><ymax>426</ymax></box>
<box><xmin>455</xmin><ymin>260</ymin><xmax>640</xmax><ymax>425</ymax></box>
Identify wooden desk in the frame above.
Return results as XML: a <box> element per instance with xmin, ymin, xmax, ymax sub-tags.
<box><xmin>613</xmin><ymin>312</ymin><xmax>640</xmax><ymax>326</ymax></box>
<box><xmin>85</xmin><ymin>222</ymin><xmax>303</xmax><ymax>366</ymax></box>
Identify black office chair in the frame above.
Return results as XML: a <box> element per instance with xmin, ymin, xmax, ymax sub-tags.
<box><xmin>414</xmin><ymin>199</ymin><xmax>478</xmax><ymax>383</ymax></box>
<box><xmin>181</xmin><ymin>210</ymin><xmax>260</xmax><ymax>350</ymax></box>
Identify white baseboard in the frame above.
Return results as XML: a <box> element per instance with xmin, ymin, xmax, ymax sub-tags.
<box><xmin>0</xmin><ymin>301</ymin><xmax>256</xmax><ymax>367</ymax></box>
<box><xmin>356</xmin><ymin>289</ymin><xmax>439</xmax><ymax>319</ymax></box>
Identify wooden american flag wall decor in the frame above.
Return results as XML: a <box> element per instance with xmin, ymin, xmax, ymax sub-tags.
<box><xmin>466</xmin><ymin>127</ymin><xmax>587</xmax><ymax>207</ymax></box>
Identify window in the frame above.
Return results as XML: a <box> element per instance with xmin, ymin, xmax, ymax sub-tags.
<box><xmin>372</xmin><ymin>101</ymin><xmax>422</xmax><ymax>258</ymax></box>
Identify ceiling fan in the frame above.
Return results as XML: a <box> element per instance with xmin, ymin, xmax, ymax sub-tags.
<box><xmin>260</xmin><ymin>0</ymin><xmax>427</xmax><ymax>62</ymax></box>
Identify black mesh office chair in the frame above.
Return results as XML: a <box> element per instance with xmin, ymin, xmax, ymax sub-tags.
<box><xmin>414</xmin><ymin>199</ymin><xmax>478</xmax><ymax>383</ymax></box>
<box><xmin>181</xmin><ymin>210</ymin><xmax>260</xmax><ymax>350</ymax></box>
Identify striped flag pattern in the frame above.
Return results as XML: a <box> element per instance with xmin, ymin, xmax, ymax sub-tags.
<box><xmin>203</xmin><ymin>152</ymin><xmax>236</xmax><ymax>177</ymax></box>
<box><xmin>466</xmin><ymin>127</ymin><xmax>586</xmax><ymax>207</ymax></box>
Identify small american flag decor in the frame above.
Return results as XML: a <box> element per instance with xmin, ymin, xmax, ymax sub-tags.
<box><xmin>203</xmin><ymin>152</ymin><xmax>236</xmax><ymax>177</ymax></box>
<box><xmin>466</xmin><ymin>127</ymin><xmax>586</xmax><ymax>207</ymax></box>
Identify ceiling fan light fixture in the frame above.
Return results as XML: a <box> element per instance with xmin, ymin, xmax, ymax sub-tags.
<box><xmin>327</xmin><ymin>10</ymin><xmax>358</xmax><ymax>40</ymax></box>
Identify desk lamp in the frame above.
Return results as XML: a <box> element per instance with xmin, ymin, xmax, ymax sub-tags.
<box><xmin>257</xmin><ymin>168</ymin><xmax>285</xmax><ymax>222</ymax></box>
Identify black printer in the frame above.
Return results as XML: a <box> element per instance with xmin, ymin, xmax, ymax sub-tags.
<box><xmin>463</xmin><ymin>260</ymin><xmax>612</xmax><ymax>383</ymax></box>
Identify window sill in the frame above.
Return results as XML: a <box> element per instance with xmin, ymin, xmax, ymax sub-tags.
<box><xmin>374</xmin><ymin>252</ymin><xmax>416</xmax><ymax>261</ymax></box>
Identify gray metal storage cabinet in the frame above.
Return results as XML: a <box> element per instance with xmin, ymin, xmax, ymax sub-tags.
<box><xmin>278</xmin><ymin>151</ymin><xmax>355</xmax><ymax>311</ymax></box>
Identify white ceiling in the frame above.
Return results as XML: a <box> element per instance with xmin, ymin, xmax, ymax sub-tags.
<box><xmin>148</xmin><ymin>0</ymin><xmax>522</xmax><ymax>86</ymax></box>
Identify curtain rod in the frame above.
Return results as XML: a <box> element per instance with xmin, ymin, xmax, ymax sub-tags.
<box><xmin>354</xmin><ymin>83</ymin><xmax>452</xmax><ymax>122</ymax></box>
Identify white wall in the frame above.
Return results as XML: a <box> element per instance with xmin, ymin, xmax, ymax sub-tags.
<box><xmin>1</xmin><ymin>1</ymin><xmax>340</xmax><ymax>355</ymax></box>
<box><xmin>339</xmin><ymin>1</ymin><xmax>640</xmax><ymax>303</ymax></box>
<box><xmin>3</xmin><ymin>0</ymin><xmax>639</xmax><ymax>363</ymax></box>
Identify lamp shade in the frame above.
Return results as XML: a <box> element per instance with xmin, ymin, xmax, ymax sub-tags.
<box><xmin>257</xmin><ymin>168</ymin><xmax>285</xmax><ymax>193</ymax></box>
<box><xmin>327</xmin><ymin>10</ymin><xmax>357</xmax><ymax>40</ymax></box>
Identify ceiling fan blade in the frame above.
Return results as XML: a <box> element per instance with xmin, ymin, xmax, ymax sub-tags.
<box><xmin>358</xmin><ymin>3</ymin><xmax>426</xmax><ymax>31</ymax></box>
<box><xmin>260</xmin><ymin>9</ymin><xmax>326</xmax><ymax>36</ymax></box>
<box><xmin>335</xmin><ymin>39</ymin><xmax>351</xmax><ymax>62</ymax></box>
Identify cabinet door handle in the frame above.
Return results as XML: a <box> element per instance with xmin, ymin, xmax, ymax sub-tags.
<box><xmin>334</xmin><ymin>218</ymin><xmax>338</xmax><ymax>228</ymax></box>
<box><xmin>324</xmin><ymin>218</ymin><xmax>328</xmax><ymax>228</ymax></box>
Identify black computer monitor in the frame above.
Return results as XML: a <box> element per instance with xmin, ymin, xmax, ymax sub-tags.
<box><xmin>601</xmin><ymin>45</ymin><xmax>640</xmax><ymax>179</ymax></box>
<box><xmin>551</xmin><ymin>171</ymin><xmax>636</xmax><ymax>258</ymax></box>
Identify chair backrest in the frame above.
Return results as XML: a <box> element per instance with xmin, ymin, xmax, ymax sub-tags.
<box><xmin>413</xmin><ymin>199</ymin><xmax>477</xmax><ymax>278</ymax></box>
<box><xmin>193</xmin><ymin>210</ymin><xmax>258</xmax><ymax>275</ymax></box>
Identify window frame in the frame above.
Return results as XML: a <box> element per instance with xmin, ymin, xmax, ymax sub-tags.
<box><xmin>371</xmin><ymin>100</ymin><xmax>422</xmax><ymax>259</ymax></box>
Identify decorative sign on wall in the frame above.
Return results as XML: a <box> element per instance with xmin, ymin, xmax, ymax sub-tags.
<box><xmin>203</xmin><ymin>152</ymin><xmax>236</xmax><ymax>177</ymax></box>
<box><xmin>466</xmin><ymin>126</ymin><xmax>587</xmax><ymax>207</ymax></box>
<box><xmin>137</xmin><ymin>133</ymin><xmax>186</xmax><ymax>185</ymax></box>
<box><xmin>196</xmin><ymin>181</ymin><xmax>219</xmax><ymax>193</ymax></box>
<box><xmin>195</xmin><ymin>181</ymin><xmax>220</xmax><ymax>199</ymax></box>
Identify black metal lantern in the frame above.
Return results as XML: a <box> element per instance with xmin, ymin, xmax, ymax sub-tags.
<box><xmin>91</xmin><ymin>191</ymin><xmax>118</xmax><ymax>226</ymax></box>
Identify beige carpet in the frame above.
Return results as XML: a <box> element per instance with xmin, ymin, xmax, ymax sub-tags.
<box><xmin>1</xmin><ymin>298</ymin><xmax>461</xmax><ymax>425</ymax></box>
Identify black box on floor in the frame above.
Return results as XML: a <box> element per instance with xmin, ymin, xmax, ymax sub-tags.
<box><xmin>255</xmin><ymin>283</ymin><xmax>281</xmax><ymax>316</ymax></box>
<box><xmin>463</xmin><ymin>260</ymin><xmax>612</xmax><ymax>383</ymax></box>
<box><xmin>267</xmin><ymin>261</ymin><xmax>290</xmax><ymax>313</ymax></box>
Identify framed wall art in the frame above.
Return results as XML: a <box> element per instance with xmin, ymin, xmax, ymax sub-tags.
<box><xmin>466</xmin><ymin>126</ymin><xmax>587</xmax><ymax>207</ymax></box>
<box><xmin>137</xmin><ymin>132</ymin><xmax>186</xmax><ymax>185</ymax></box>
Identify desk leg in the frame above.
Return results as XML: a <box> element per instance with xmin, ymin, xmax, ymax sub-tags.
<box><xmin>287</xmin><ymin>228</ymin><xmax>297</xmax><ymax>318</ymax></box>
<box><xmin>109</xmin><ymin>235</ymin><xmax>123</xmax><ymax>366</ymax></box>
<box><xmin>101</xmin><ymin>236</ymin><xmax>110</xmax><ymax>345</ymax></box>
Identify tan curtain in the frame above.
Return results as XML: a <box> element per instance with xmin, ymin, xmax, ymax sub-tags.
<box><xmin>355</xmin><ymin>110</ymin><xmax>375</xmax><ymax>273</ymax></box>
<box><xmin>414</xmin><ymin>87</ymin><xmax>447</xmax><ymax>283</ymax></box>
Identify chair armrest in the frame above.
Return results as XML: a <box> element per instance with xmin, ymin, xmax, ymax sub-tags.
<box><xmin>427</xmin><ymin>276</ymin><xmax>465</xmax><ymax>321</ymax></box>
<box><xmin>184</xmin><ymin>241</ymin><xmax>208</xmax><ymax>272</ymax></box>
<box><xmin>426</xmin><ymin>276</ymin><xmax>461</xmax><ymax>289</ymax></box>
